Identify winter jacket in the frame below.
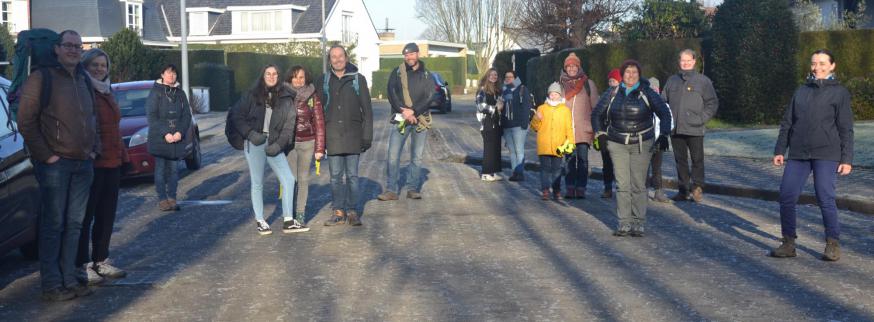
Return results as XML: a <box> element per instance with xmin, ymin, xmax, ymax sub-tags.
<box><xmin>146</xmin><ymin>80</ymin><xmax>192</xmax><ymax>160</ymax></box>
<box><xmin>18</xmin><ymin>65</ymin><xmax>100</xmax><ymax>162</ymax></box>
<box><xmin>93</xmin><ymin>91</ymin><xmax>128</xmax><ymax>168</ymax></box>
<box><xmin>292</xmin><ymin>85</ymin><xmax>325</xmax><ymax>155</ymax></box>
<box><xmin>314</xmin><ymin>63</ymin><xmax>374</xmax><ymax>156</ymax></box>
<box><xmin>775</xmin><ymin>78</ymin><xmax>854</xmax><ymax>164</ymax></box>
<box><xmin>530</xmin><ymin>101</ymin><xmax>574</xmax><ymax>157</ymax></box>
<box><xmin>661</xmin><ymin>70</ymin><xmax>718</xmax><ymax>136</ymax></box>
<box><xmin>387</xmin><ymin>60</ymin><xmax>435</xmax><ymax>120</ymax></box>
<box><xmin>476</xmin><ymin>89</ymin><xmax>503</xmax><ymax>132</ymax></box>
<box><xmin>563</xmin><ymin>75</ymin><xmax>599</xmax><ymax>145</ymax></box>
<box><xmin>230</xmin><ymin>84</ymin><xmax>297</xmax><ymax>157</ymax></box>
<box><xmin>500</xmin><ymin>78</ymin><xmax>533</xmax><ymax>130</ymax></box>
<box><xmin>591</xmin><ymin>78</ymin><xmax>672</xmax><ymax>146</ymax></box>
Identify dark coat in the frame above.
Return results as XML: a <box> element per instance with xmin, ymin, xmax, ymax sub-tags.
<box><xmin>230</xmin><ymin>84</ymin><xmax>297</xmax><ymax>157</ymax></box>
<box><xmin>146</xmin><ymin>80</ymin><xmax>192</xmax><ymax>160</ymax></box>
<box><xmin>591</xmin><ymin>78</ymin><xmax>672</xmax><ymax>145</ymax></box>
<box><xmin>500</xmin><ymin>80</ymin><xmax>533</xmax><ymax>130</ymax></box>
<box><xmin>661</xmin><ymin>70</ymin><xmax>718</xmax><ymax>136</ymax></box>
<box><xmin>387</xmin><ymin>60</ymin><xmax>435</xmax><ymax>119</ymax></box>
<box><xmin>314</xmin><ymin>63</ymin><xmax>374</xmax><ymax>156</ymax></box>
<box><xmin>775</xmin><ymin>78</ymin><xmax>854</xmax><ymax>164</ymax></box>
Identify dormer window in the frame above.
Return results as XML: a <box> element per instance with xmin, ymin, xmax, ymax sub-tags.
<box><xmin>189</xmin><ymin>12</ymin><xmax>208</xmax><ymax>35</ymax></box>
<box><xmin>228</xmin><ymin>5</ymin><xmax>300</xmax><ymax>34</ymax></box>
<box><xmin>122</xmin><ymin>0</ymin><xmax>143</xmax><ymax>35</ymax></box>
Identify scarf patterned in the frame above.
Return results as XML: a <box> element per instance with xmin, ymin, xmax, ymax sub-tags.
<box><xmin>560</xmin><ymin>69</ymin><xmax>588</xmax><ymax>100</ymax></box>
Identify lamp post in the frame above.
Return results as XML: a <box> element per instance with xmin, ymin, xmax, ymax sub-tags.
<box><xmin>321</xmin><ymin>0</ymin><xmax>327</xmax><ymax>75</ymax></box>
<box><xmin>180</xmin><ymin>0</ymin><xmax>189</xmax><ymax>95</ymax></box>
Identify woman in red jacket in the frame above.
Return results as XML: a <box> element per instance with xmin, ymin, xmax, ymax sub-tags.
<box><xmin>76</xmin><ymin>48</ymin><xmax>127</xmax><ymax>284</ymax></box>
<box><xmin>283</xmin><ymin>66</ymin><xmax>325</xmax><ymax>233</ymax></box>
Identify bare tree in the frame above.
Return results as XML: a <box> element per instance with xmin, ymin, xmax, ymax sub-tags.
<box><xmin>415</xmin><ymin>0</ymin><xmax>520</xmax><ymax>74</ymax></box>
<box><xmin>514</xmin><ymin>0</ymin><xmax>635</xmax><ymax>51</ymax></box>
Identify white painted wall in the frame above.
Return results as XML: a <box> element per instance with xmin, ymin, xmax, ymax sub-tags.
<box><xmin>8</xmin><ymin>0</ymin><xmax>30</xmax><ymax>34</ymax></box>
<box><xmin>323</xmin><ymin>0</ymin><xmax>380</xmax><ymax>87</ymax></box>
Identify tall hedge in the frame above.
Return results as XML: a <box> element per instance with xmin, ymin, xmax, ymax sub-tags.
<box><xmin>226</xmin><ymin>52</ymin><xmax>322</xmax><ymax>100</ymax></box>
<box><xmin>709</xmin><ymin>0</ymin><xmax>798</xmax><ymax>124</ymax></box>
<box><xmin>150</xmin><ymin>49</ymin><xmax>226</xmax><ymax>79</ymax></box>
<box><xmin>369</xmin><ymin>69</ymin><xmax>453</xmax><ymax>101</ymax></box>
<box><xmin>492</xmin><ymin>49</ymin><xmax>540</xmax><ymax>87</ymax></box>
<box><xmin>796</xmin><ymin>29</ymin><xmax>874</xmax><ymax>81</ymax></box>
<box><xmin>379</xmin><ymin>57</ymin><xmax>466</xmax><ymax>88</ymax></box>
<box><xmin>190</xmin><ymin>63</ymin><xmax>235</xmax><ymax>111</ymax></box>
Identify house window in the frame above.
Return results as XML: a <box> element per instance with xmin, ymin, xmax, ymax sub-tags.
<box><xmin>1</xmin><ymin>1</ymin><xmax>11</xmax><ymax>28</ymax></box>
<box><xmin>125</xmin><ymin>1</ymin><xmax>142</xmax><ymax>35</ymax></box>
<box><xmin>189</xmin><ymin>12</ymin><xmax>208</xmax><ymax>35</ymax></box>
<box><xmin>341</xmin><ymin>12</ymin><xmax>355</xmax><ymax>44</ymax></box>
<box><xmin>240</xmin><ymin>10</ymin><xmax>283</xmax><ymax>33</ymax></box>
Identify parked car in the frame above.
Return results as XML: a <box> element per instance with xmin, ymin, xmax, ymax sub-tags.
<box><xmin>429</xmin><ymin>72</ymin><xmax>452</xmax><ymax>114</ymax></box>
<box><xmin>0</xmin><ymin>76</ymin><xmax>40</xmax><ymax>259</ymax></box>
<box><xmin>113</xmin><ymin>81</ymin><xmax>202</xmax><ymax>178</ymax></box>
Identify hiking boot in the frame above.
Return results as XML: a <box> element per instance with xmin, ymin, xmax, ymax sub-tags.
<box><xmin>256</xmin><ymin>220</ymin><xmax>272</xmax><ymax>235</ymax></box>
<box><xmin>407</xmin><ymin>190</ymin><xmax>422</xmax><ymax>199</ymax></box>
<box><xmin>601</xmin><ymin>189</ymin><xmax>613</xmax><ymax>199</ymax></box>
<box><xmin>377</xmin><ymin>191</ymin><xmax>399</xmax><ymax>201</ymax></box>
<box><xmin>168</xmin><ymin>199</ymin><xmax>181</xmax><ymax>211</ymax></box>
<box><xmin>770</xmin><ymin>237</ymin><xmax>797</xmax><ymax>258</ymax></box>
<box><xmin>564</xmin><ymin>187</ymin><xmax>577</xmax><ymax>199</ymax></box>
<box><xmin>324</xmin><ymin>210</ymin><xmax>346</xmax><ymax>226</ymax></box>
<box><xmin>554</xmin><ymin>190</ymin><xmax>564</xmax><ymax>200</ymax></box>
<box><xmin>575</xmin><ymin>188</ymin><xmax>586</xmax><ymax>199</ymax></box>
<box><xmin>346</xmin><ymin>210</ymin><xmax>362</xmax><ymax>226</ymax></box>
<box><xmin>76</xmin><ymin>263</ymin><xmax>104</xmax><ymax>285</ymax></box>
<box><xmin>671</xmin><ymin>192</ymin><xmax>689</xmax><ymax>202</ymax></box>
<box><xmin>822</xmin><ymin>237</ymin><xmax>841</xmax><ymax>261</ymax></box>
<box><xmin>691</xmin><ymin>187</ymin><xmax>704</xmax><ymax>203</ymax></box>
<box><xmin>158</xmin><ymin>200</ymin><xmax>173</xmax><ymax>211</ymax></box>
<box><xmin>41</xmin><ymin>287</ymin><xmax>75</xmax><ymax>302</ymax></box>
<box><xmin>94</xmin><ymin>260</ymin><xmax>126</xmax><ymax>279</ymax></box>
<box><xmin>613</xmin><ymin>225</ymin><xmax>631</xmax><ymax>237</ymax></box>
<box><xmin>542</xmin><ymin>190</ymin><xmax>551</xmax><ymax>200</ymax></box>
<box><xmin>652</xmin><ymin>189</ymin><xmax>671</xmax><ymax>203</ymax></box>
<box><xmin>69</xmin><ymin>283</ymin><xmax>93</xmax><ymax>297</ymax></box>
<box><xmin>508</xmin><ymin>172</ymin><xmax>523</xmax><ymax>182</ymax></box>
<box><xmin>283</xmin><ymin>218</ymin><xmax>310</xmax><ymax>233</ymax></box>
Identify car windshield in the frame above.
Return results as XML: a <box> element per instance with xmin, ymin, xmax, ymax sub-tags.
<box><xmin>115</xmin><ymin>88</ymin><xmax>150</xmax><ymax>117</ymax></box>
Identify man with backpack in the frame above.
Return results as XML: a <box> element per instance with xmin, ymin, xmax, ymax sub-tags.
<box><xmin>17</xmin><ymin>30</ymin><xmax>99</xmax><ymax>301</ymax></box>
<box><xmin>315</xmin><ymin>45</ymin><xmax>373</xmax><ymax>227</ymax></box>
<box><xmin>378</xmin><ymin>43</ymin><xmax>435</xmax><ymax>201</ymax></box>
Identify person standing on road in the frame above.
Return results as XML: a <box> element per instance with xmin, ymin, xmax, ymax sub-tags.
<box><xmin>231</xmin><ymin>65</ymin><xmax>298</xmax><ymax>235</ymax></box>
<box><xmin>146</xmin><ymin>64</ymin><xmax>192</xmax><ymax>212</ymax></box>
<box><xmin>476</xmin><ymin>68</ymin><xmax>504</xmax><ymax>182</ymax></box>
<box><xmin>591</xmin><ymin>60</ymin><xmax>672</xmax><ymax>237</ymax></box>
<box><xmin>18</xmin><ymin>30</ymin><xmax>99</xmax><ymax>301</ymax></box>
<box><xmin>531</xmin><ymin>83</ymin><xmax>574</xmax><ymax>200</ymax></box>
<box><xmin>76</xmin><ymin>48</ymin><xmax>128</xmax><ymax>285</ymax></box>
<box><xmin>379</xmin><ymin>43</ymin><xmax>434</xmax><ymax>199</ymax></box>
<box><xmin>661</xmin><ymin>49</ymin><xmax>719</xmax><ymax>203</ymax></box>
<box><xmin>594</xmin><ymin>69</ymin><xmax>622</xmax><ymax>199</ymax></box>
<box><xmin>316</xmin><ymin>45</ymin><xmax>373</xmax><ymax>227</ymax></box>
<box><xmin>500</xmin><ymin>70</ymin><xmax>532</xmax><ymax>182</ymax></box>
<box><xmin>560</xmin><ymin>53</ymin><xmax>599</xmax><ymax>199</ymax></box>
<box><xmin>283</xmin><ymin>65</ymin><xmax>324</xmax><ymax>232</ymax></box>
<box><xmin>770</xmin><ymin>49</ymin><xmax>854</xmax><ymax>262</ymax></box>
<box><xmin>646</xmin><ymin>77</ymin><xmax>672</xmax><ymax>203</ymax></box>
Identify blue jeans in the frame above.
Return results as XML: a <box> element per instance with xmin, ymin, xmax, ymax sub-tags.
<box><xmin>539</xmin><ymin>156</ymin><xmax>563</xmax><ymax>191</ymax></box>
<box><xmin>244</xmin><ymin>142</ymin><xmax>296</xmax><ymax>221</ymax></box>
<box><xmin>34</xmin><ymin>158</ymin><xmax>94</xmax><ymax>291</ymax></box>
<box><xmin>565</xmin><ymin>144</ymin><xmax>590</xmax><ymax>191</ymax></box>
<box><xmin>503</xmin><ymin>126</ymin><xmax>527</xmax><ymax>175</ymax></box>
<box><xmin>386</xmin><ymin>124</ymin><xmax>427</xmax><ymax>193</ymax></box>
<box><xmin>154</xmin><ymin>157</ymin><xmax>179</xmax><ymax>200</ymax></box>
<box><xmin>779</xmin><ymin>159</ymin><xmax>840</xmax><ymax>239</ymax></box>
<box><xmin>328</xmin><ymin>154</ymin><xmax>360</xmax><ymax>212</ymax></box>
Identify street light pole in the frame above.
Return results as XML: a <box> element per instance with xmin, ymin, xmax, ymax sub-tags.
<box><xmin>180</xmin><ymin>0</ymin><xmax>189</xmax><ymax>95</ymax></box>
<box><xmin>321</xmin><ymin>0</ymin><xmax>326</xmax><ymax>75</ymax></box>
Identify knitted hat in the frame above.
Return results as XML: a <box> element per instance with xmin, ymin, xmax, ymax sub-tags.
<box><xmin>547</xmin><ymin>82</ymin><xmax>563</xmax><ymax>96</ymax></box>
<box><xmin>648</xmin><ymin>77</ymin><xmax>660</xmax><ymax>91</ymax></box>
<box><xmin>608</xmin><ymin>68</ymin><xmax>621</xmax><ymax>83</ymax></box>
<box><xmin>402</xmin><ymin>42</ymin><xmax>420</xmax><ymax>55</ymax></box>
<box><xmin>564</xmin><ymin>52</ymin><xmax>581</xmax><ymax>68</ymax></box>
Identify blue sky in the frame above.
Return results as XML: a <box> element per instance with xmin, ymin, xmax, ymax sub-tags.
<box><xmin>363</xmin><ymin>0</ymin><xmax>427</xmax><ymax>40</ymax></box>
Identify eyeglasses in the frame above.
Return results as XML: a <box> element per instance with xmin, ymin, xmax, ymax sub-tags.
<box><xmin>59</xmin><ymin>43</ymin><xmax>84</xmax><ymax>51</ymax></box>
<box><xmin>504</xmin><ymin>76</ymin><xmax>515</xmax><ymax>79</ymax></box>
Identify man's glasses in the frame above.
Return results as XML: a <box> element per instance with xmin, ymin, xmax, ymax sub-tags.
<box><xmin>59</xmin><ymin>43</ymin><xmax>84</xmax><ymax>51</ymax></box>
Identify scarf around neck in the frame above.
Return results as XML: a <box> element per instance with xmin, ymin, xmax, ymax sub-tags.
<box><xmin>292</xmin><ymin>83</ymin><xmax>315</xmax><ymax>106</ymax></box>
<box><xmin>560</xmin><ymin>70</ymin><xmax>588</xmax><ymax>100</ymax></box>
<box><xmin>89</xmin><ymin>74</ymin><xmax>111</xmax><ymax>94</ymax></box>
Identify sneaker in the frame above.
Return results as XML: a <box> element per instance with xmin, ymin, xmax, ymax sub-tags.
<box><xmin>377</xmin><ymin>191</ymin><xmax>399</xmax><ymax>201</ymax></box>
<box><xmin>481</xmin><ymin>174</ymin><xmax>497</xmax><ymax>182</ymax></box>
<box><xmin>41</xmin><ymin>287</ymin><xmax>75</xmax><ymax>302</ymax></box>
<box><xmin>406</xmin><ymin>190</ymin><xmax>422</xmax><ymax>199</ymax></box>
<box><xmin>553</xmin><ymin>191</ymin><xmax>563</xmax><ymax>200</ymax></box>
<box><xmin>630</xmin><ymin>226</ymin><xmax>645</xmax><ymax>237</ymax></box>
<box><xmin>346</xmin><ymin>210</ymin><xmax>362</xmax><ymax>226</ymax></box>
<box><xmin>283</xmin><ymin>219</ymin><xmax>310</xmax><ymax>233</ymax></box>
<box><xmin>69</xmin><ymin>283</ymin><xmax>93</xmax><ymax>297</ymax></box>
<box><xmin>94</xmin><ymin>261</ymin><xmax>126</xmax><ymax>279</ymax></box>
<box><xmin>652</xmin><ymin>189</ymin><xmax>671</xmax><ymax>203</ymax></box>
<box><xmin>770</xmin><ymin>237</ymin><xmax>797</xmax><ymax>258</ymax></box>
<box><xmin>168</xmin><ymin>199</ymin><xmax>181</xmax><ymax>211</ymax></box>
<box><xmin>508</xmin><ymin>173</ymin><xmax>523</xmax><ymax>182</ymax></box>
<box><xmin>690</xmin><ymin>187</ymin><xmax>704</xmax><ymax>203</ymax></box>
<box><xmin>324</xmin><ymin>210</ymin><xmax>346</xmax><ymax>226</ymax></box>
<box><xmin>541</xmin><ymin>189</ymin><xmax>551</xmax><ymax>200</ymax></box>
<box><xmin>613</xmin><ymin>225</ymin><xmax>631</xmax><ymax>237</ymax></box>
<box><xmin>256</xmin><ymin>220</ymin><xmax>272</xmax><ymax>235</ymax></box>
<box><xmin>491</xmin><ymin>174</ymin><xmax>504</xmax><ymax>181</ymax></box>
<box><xmin>822</xmin><ymin>237</ymin><xmax>841</xmax><ymax>261</ymax></box>
<box><xmin>158</xmin><ymin>200</ymin><xmax>173</xmax><ymax>211</ymax></box>
<box><xmin>77</xmin><ymin>263</ymin><xmax>105</xmax><ymax>285</ymax></box>
<box><xmin>575</xmin><ymin>188</ymin><xmax>586</xmax><ymax>199</ymax></box>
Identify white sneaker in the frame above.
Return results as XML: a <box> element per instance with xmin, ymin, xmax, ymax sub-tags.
<box><xmin>77</xmin><ymin>263</ymin><xmax>104</xmax><ymax>285</ymax></box>
<box><xmin>94</xmin><ymin>260</ymin><xmax>127</xmax><ymax>278</ymax></box>
<box><xmin>481</xmin><ymin>174</ymin><xmax>496</xmax><ymax>182</ymax></box>
<box><xmin>492</xmin><ymin>174</ymin><xmax>504</xmax><ymax>181</ymax></box>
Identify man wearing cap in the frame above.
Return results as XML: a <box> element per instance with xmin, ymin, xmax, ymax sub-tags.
<box><xmin>559</xmin><ymin>52</ymin><xmax>598</xmax><ymax>199</ymax></box>
<box><xmin>661</xmin><ymin>49</ymin><xmax>718</xmax><ymax>202</ymax></box>
<box><xmin>378</xmin><ymin>42</ymin><xmax>435</xmax><ymax>201</ymax></box>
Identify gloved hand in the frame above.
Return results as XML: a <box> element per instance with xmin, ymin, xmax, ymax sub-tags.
<box><xmin>248</xmin><ymin>132</ymin><xmax>267</xmax><ymax>146</ymax></box>
<box><xmin>651</xmin><ymin>136</ymin><xmax>669</xmax><ymax>153</ymax></box>
<box><xmin>594</xmin><ymin>133</ymin><xmax>607</xmax><ymax>151</ymax></box>
<box><xmin>265</xmin><ymin>143</ymin><xmax>282</xmax><ymax>156</ymax></box>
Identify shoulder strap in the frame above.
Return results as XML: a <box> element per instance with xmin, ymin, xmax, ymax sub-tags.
<box><xmin>584</xmin><ymin>79</ymin><xmax>592</xmax><ymax>97</ymax></box>
<box><xmin>322</xmin><ymin>73</ymin><xmax>331</xmax><ymax>109</ymax></box>
<box><xmin>353</xmin><ymin>75</ymin><xmax>360</xmax><ymax>96</ymax></box>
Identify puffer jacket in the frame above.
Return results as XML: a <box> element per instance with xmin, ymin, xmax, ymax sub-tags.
<box><xmin>591</xmin><ymin>78</ymin><xmax>672</xmax><ymax>146</ymax></box>
<box><xmin>530</xmin><ymin>101</ymin><xmax>574</xmax><ymax>157</ymax></box>
<box><xmin>775</xmin><ymin>78</ymin><xmax>854</xmax><ymax>164</ymax></box>
<box><xmin>292</xmin><ymin>85</ymin><xmax>325</xmax><ymax>155</ymax></box>
<box><xmin>146</xmin><ymin>80</ymin><xmax>192</xmax><ymax>160</ymax></box>
<box><xmin>230</xmin><ymin>85</ymin><xmax>297</xmax><ymax>157</ymax></box>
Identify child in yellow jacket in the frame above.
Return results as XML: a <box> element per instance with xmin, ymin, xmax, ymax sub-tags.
<box><xmin>531</xmin><ymin>82</ymin><xmax>575</xmax><ymax>200</ymax></box>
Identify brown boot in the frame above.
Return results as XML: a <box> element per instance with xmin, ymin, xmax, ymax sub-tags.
<box><xmin>541</xmin><ymin>190</ymin><xmax>550</xmax><ymax>200</ymax></box>
<box><xmin>564</xmin><ymin>186</ymin><xmax>576</xmax><ymax>199</ymax></box>
<box><xmin>346</xmin><ymin>210</ymin><xmax>362</xmax><ymax>226</ymax></box>
<box><xmin>770</xmin><ymin>237</ymin><xmax>797</xmax><ymax>258</ymax></box>
<box><xmin>167</xmin><ymin>199</ymin><xmax>180</xmax><ymax>211</ymax></box>
<box><xmin>691</xmin><ymin>187</ymin><xmax>704</xmax><ymax>203</ymax></box>
<box><xmin>324</xmin><ymin>209</ymin><xmax>346</xmax><ymax>226</ymax></box>
<box><xmin>601</xmin><ymin>189</ymin><xmax>613</xmax><ymax>199</ymax></box>
<box><xmin>158</xmin><ymin>200</ymin><xmax>172</xmax><ymax>211</ymax></box>
<box><xmin>822</xmin><ymin>237</ymin><xmax>841</xmax><ymax>261</ymax></box>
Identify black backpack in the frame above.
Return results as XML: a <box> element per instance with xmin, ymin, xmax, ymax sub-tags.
<box><xmin>225</xmin><ymin>98</ymin><xmax>245</xmax><ymax>150</ymax></box>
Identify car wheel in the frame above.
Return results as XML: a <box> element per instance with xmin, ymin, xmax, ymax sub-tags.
<box><xmin>20</xmin><ymin>240</ymin><xmax>38</xmax><ymax>261</ymax></box>
<box><xmin>185</xmin><ymin>137</ymin><xmax>202</xmax><ymax>170</ymax></box>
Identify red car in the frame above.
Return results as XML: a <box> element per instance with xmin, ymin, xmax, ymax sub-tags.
<box><xmin>113</xmin><ymin>81</ymin><xmax>202</xmax><ymax>177</ymax></box>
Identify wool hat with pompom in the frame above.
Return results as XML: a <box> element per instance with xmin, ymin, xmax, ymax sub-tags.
<box><xmin>547</xmin><ymin>82</ymin><xmax>563</xmax><ymax>96</ymax></box>
<box><xmin>564</xmin><ymin>52</ymin><xmax>581</xmax><ymax>68</ymax></box>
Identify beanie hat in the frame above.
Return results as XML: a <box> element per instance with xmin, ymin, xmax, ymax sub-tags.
<box><xmin>402</xmin><ymin>42</ymin><xmax>420</xmax><ymax>55</ymax></box>
<box><xmin>648</xmin><ymin>77</ymin><xmax>660</xmax><ymax>91</ymax></box>
<box><xmin>547</xmin><ymin>82</ymin><xmax>563</xmax><ymax>96</ymax></box>
<box><xmin>564</xmin><ymin>52</ymin><xmax>581</xmax><ymax>68</ymax></box>
<box><xmin>608</xmin><ymin>69</ymin><xmax>621</xmax><ymax>83</ymax></box>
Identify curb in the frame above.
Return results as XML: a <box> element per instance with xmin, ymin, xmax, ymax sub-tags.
<box><xmin>453</xmin><ymin>154</ymin><xmax>874</xmax><ymax>216</ymax></box>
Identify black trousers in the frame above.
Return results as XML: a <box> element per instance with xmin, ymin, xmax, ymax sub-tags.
<box><xmin>648</xmin><ymin>151</ymin><xmax>663</xmax><ymax>189</ymax></box>
<box><xmin>671</xmin><ymin>134</ymin><xmax>705</xmax><ymax>193</ymax></box>
<box><xmin>77</xmin><ymin>167</ymin><xmax>121</xmax><ymax>266</ymax></box>
<box><xmin>599</xmin><ymin>135</ymin><xmax>614</xmax><ymax>189</ymax></box>
<box><xmin>481</xmin><ymin>129</ymin><xmax>503</xmax><ymax>175</ymax></box>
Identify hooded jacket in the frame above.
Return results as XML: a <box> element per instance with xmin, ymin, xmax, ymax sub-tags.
<box><xmin>231</xmin><ymin>84</ymin><xmax>297</xmax><ymax>157</ymax></box>
<box><xmin>387</xmin><ymin>60</ymin><xmax>435</xmax><ymax>120</ymax></box>
<box><xmin>775</xmin><ymin>78</ymin><xmax>854</xmax><ymax>164</ymax></box>
<box><xmin>661</xmin><ymin>70</ymin><xmax>718</xmax><ymax>136</ymax></box>
<box><xmin>530</xmin><ymin>100</ymin><xmax>574</xmax><ymax>157</ymax></box>
<box><xmin>500</xmin><ymin>78</ymin><xmax>533</xmax><ymax>129</ymax></box>
<box><xmin>146</xmin><ymin>79</ymin><xmax>192</xmax><ymax>160</ymax></box>
<box><xmin>314</xmin><ymin>63</ymin><xmax>374</xmax><ymax>155</ymax></box>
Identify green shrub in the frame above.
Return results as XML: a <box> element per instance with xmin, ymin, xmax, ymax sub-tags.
<box><xmin>845</xmin><ymin>76</ymin><xmax>874</xmax><ymax>120</ymax></box>
<box><xmin>368</xmin><ymin>69</ymin><xmax>454</xmax><ymax>101</ymax></box>
<box><xmin>190</xmin><ymin>63</ymin><xmax>235</xmax><ymax>111</ymax></box>
<box><xmin>101</xmin><ymin>28</ymin><xmax>155</xmax><ymax>83</ymax></box>
<box><xmin>380</xmin><ymin>57</ymin><xmax>466</xmax><ymax>88</ymax></box>
<box><xmin>226</xmin><ymin>52</ymin><xmax>322</xmax><ymax>99</ymax></box>
<box><xmin>0</xmin><ymin>24</ymin><xmax>14</xmax><ymax>78</ymax></box>
<box><xmin>492</xmin><ymin>49</ymin><xmax>540</xmax><ymax>87</ymax></box>
<box><xmin>149</xmin><ymin>49</ymin><xmax>226</xmax><ymax>80</ymax></box>
<box><xmin>709</xmin><ymin>0</ymin><xmax>798</xmax><ymax>124</ymax></box>
<box><xmin>797</xmin><ymin>29</ymin><xmax>874</xmax><ymax>81</ymax></box>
